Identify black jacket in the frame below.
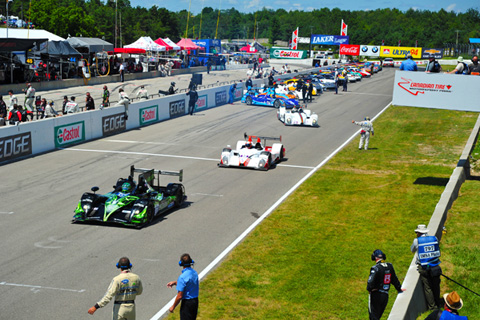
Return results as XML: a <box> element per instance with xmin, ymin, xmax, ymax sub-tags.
<box><xmin>367</xmin><ymin>261</ymin><xmax>402</xmax><ymax>294</ymax></box>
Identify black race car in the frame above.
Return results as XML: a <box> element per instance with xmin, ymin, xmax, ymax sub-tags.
<box><xmin>73</xmin><ymin>166</ymin><xmax>186</xmax><ymax>228</ymax></box>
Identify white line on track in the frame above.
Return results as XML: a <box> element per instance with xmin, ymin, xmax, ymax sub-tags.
<box><xmin>149</xmin><ymin>101</ymin><xmax>393</xmax><ymax>320</ymax></box>
<box><xmin>0</xmin><ymin>281</ymin><xmax>86</xmax><ymax>293</ymax></box>
<box><xmin>61</xmin><ymin>148</ymin><xmax>315</xmax><ymax>169</ymax></box>
<box><xmin>105</xmin><ymin>139</ymin><xmax>219</xmax><ymax>149</ymax></box>
<box><xmin>190</xmin><ymin>193</ymin><xmax>224</xmax><ymax>197</ymax></box>
<box><xmin>0</xmin><ymin>211</ymin><xmax>14</xmax><ymax>214</ymax></box>
<box><xmin>343</xmin><ymin>92</ymin><xmax>392</xmax><ymax>97</ymax></box>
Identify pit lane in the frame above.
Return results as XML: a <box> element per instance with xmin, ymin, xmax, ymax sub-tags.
<box><xmin>0</xmin><ymin>67</ymin><xmax>395</xmax><ymax>319</ymax></box>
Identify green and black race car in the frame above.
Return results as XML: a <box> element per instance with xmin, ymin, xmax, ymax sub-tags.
<box><xmin>73</xmin><ymin>166</ymin><xmax>186</xmax><ymax>228</ymax></box>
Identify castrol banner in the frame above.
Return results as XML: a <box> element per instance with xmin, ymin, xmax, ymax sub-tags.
<box><xmin>380</xmin><ymin>46</ymin><xmax>422</xmax><ymax>59</ymax></box>
<box><xmin>139</xmin><ymin>105</ymin><xmax>158</xmax><ymax>125</ymax></box>
<box><xmin>360</xmin><ymin>45</ymin><xmax>380</xmax><ymax>57</ymax></box>
<box><xmin>270</xmin><ymin>48</ymin><xmax>308</xmax><ymax>59</ymax></box>
<box><xmin>393</xmin><ymin>71</ymin><xmax>480</xmax><ymax>112</ymax></box>
<box><xmin>339</xmin><ymin>44</ymin><xmax>360</xmax><ymax>56</ymax></box>
<box><xmin>54</xmin><ymin>121</ymin><xmax>85</xmax><ymax>148</ymax></box>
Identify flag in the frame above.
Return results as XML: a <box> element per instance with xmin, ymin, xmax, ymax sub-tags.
<box><xmin>292</xmin><ymin>27</ymin><xmax>298</xmax><ymax>50</ymax></box>
<box><xmin>341</xmin><ymin>19</ymin><xmax>348</xmax><ymax>36</ymax></box>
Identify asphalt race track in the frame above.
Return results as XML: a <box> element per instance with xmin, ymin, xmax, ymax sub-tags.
<box><xmin>0</xmin><ymin>67</ymin><xmax>395</xmax><ymax>319</ymax></box>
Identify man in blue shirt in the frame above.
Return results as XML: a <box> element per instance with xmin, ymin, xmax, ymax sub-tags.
<box><xmin>400</xmin><ymin>54</ymin><xmax>418</xmax><ymax>71</ymax></box>
<box><xmin>167</xmin><ymin>253</ymin><xmax>199</xmax><ymax>320</ymax></box>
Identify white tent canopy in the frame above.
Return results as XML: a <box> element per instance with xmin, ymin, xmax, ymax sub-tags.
<box><xmin>124</xmin><ymin>36</ymin><xmax>165</xmax><ymax>52</ymax></box>
<box><xmin>163</xmin><ymin>38</ymin><xmax>181</xmax><ymax>51</ymax></box>
<box><xmin>0</xmin><ymin>29</ymin><xmax>64</xmax><ymax>41</ymax></box>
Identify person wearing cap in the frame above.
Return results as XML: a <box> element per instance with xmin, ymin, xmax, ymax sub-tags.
<box><xmin>23</xmin><ymin>83</ymin><xmax>36</xmax><ymax>114</ymax></box>
<box><xmin>399</xmin><ymin>54</ymin><xmax>418</xmax><ymax>71</ymax></box>
<box><xmin>186</xmin><ymin>86</ymin><xmax>199</xmax><ymax>116</ymax></box>
<box><xmin>446</xmin><ymin>57</ymin><xmax>468</xmax><ymax>74</ymax></box>
<box><xmin>352</xmin><ymin>117</ymin><xmax>374</xmax><ymax>150</ymax></box>
<box><xmin>423</xmin><ymin>291</ymin><xmax>467</xmax><ymax>320</ymax></box>
<box><xmin>116</xmin><ymin>88</ymin><xmax>130</xmax><ymax>120</ymax></box>
<box><xmin>101</xmin><ymin>86</ymin><xmax>110</xmax><ymax>109</ymax></box>
<box><xmin>467</xmin><ymin>55</ymin><xmax>480</xmax><ymax>75</ymax></box>
<box><xmin>367</xmin><ymin>249</ymin><xmax>405</xmax><ymax>320</ymax></box>
<box><xmin>45</xmin><ymin>100</ymin><xmax>60</xmax><ymax>118</ymax></box>
<box><xmin>136</xmin><ymin>86</ymin><xmax>149</xmax><ymax>100</ymax></box>
<box><xmin>426</xmin><ymin>57</ymin><xmax>442</xmax><ymax>73</ymax></box>
<box><xmin>85</xmin><ymin>92</ymin><xmax>95</xmax><ymax>111</ymax></box>
<box><xmin>411</xmin><ymin>224</ymin><xmax>442</xmax><ymax>310</ymax></box>
<box><xmin>88</xmin><ymin>257</ymin><xmax>143</xmax><ymax>319</ymax></box>
<box><xmin>167</xmin><ymin>253</ymin><xmax>199</xmax><ymax>320</ymax></box>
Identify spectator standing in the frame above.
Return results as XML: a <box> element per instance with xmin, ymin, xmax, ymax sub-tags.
<box><xmin>467</xmin><ymin>55</ymin><xmax>480</xmax><ymax>75</ymax></box>
<box><xmin>307</xmin><ymin>81</ymin><xmax>313</xmax><ymax>103</ymax></box>
<box><xmin>23</xmin><ymin>83</ymin><xmax>36</xmax><ymax>114</ymax></box>
<box><xmin>446</xmin><ymin>57</ymin><xmax>468</xmax><ymax>74</ymax></box>
<box><xmin>301</xmin><ymin>82</ymin><xmax>308</xmax><ymax>104</ymax></box>
<box><xmin>166</xmin><ymin>60</ymin><xmax>174</xmax><ymax>76</ymax></box>
<box><xmin>268</xmin><ymin>73</ymin><xmax>274</xmax><ymax>87</ymax></box>
<box><xmin>119</xmin><ymin>62</ymin><xmax>125</xmax><ymax>82</ymax></box>
<box><xmin>186</xmin><ymin>87</ymin><xmax>199</xmax><ymax>115</ymax></box>
<box><xmin>85</xmin><ymin>92</ymin><xmax>95</xmax><ymax>111</ymax></box>
<box><xmin>334</xmin><ymin>69</ymin><xmax>339</xmax><ymax>94</ymax></box>
<box><xmin>352</xmin><ymin>117</ymin><xmax>374</xmax><ymax>150</ymax></box>
<box><xmin>411</xmin><ymin>224</ymin><xmax>442</xmax><ymax>310</ymax></box>
<box><xmin>246</xmin><ymin>77</ymin><xmax>253</xmax><ymax>90</ymax></box>
<box><xmin>342</xmin><ymin>69</ymin><xmax>348</xmax><ymax>91</ymax></box>
<box><xmin>426</xmin><ymin>57</ymin><xmax>442</xmax><ymax>73</ymax></box>
<box><xmin>37</xmin><ymin>98</ymin><xmax>47</xmax><ymax>119</ymax></box>
<box><xmin>62</xmin><ymin>95</ymin><xmax>69</xmax><ymax>114</ymax></box>
<box><xmin>88</xmin><ymin>257</ymin><xmax>143</xmax><ymax>319</ymax></box>
<box><xmin>0</xmin><ymin>95</ymin><xmax>7</xmax><ymax>122</ymax></box>
<box><xmin>101</xmin><ymin>86</ymin><xmax>110</xmax><ymax>109</ymax></box>
<box><xmin>8</xmin><ymin>90</ymin><xmax>18</xmax><ymax>111</ymax></box>
<box><xmin>45</xmin><ymin>101</ymin><xmax>60</xmax><ymax>118</ymax></box>
<box><xmin>137</xmin><ymin>86</ymin><xmax>148</xmax><ymax>100</ymax></box>
<box><xmin>65</xmin><ymin>96</ymin><xmax>79</xmax><ymax>113</ymax></box>
<box><xmin>399</xmin><ymin>54</ymin><xmax>418</xmax><ymax>71</ymax></box>
<box><xmin>367</xmin><ymin>250</ymin><xmax>405</xmax><ymax>320</ymax></box>
<box><xmin>117</xmin><ymin>89</ymin><xmax>130</xmax><ymax>119</ymax></box>
<box><xmin>206</xmin><ymin>59</ymin><xmax>211</xmax><ymax>74</ymax></box>
<box><xmin>167</xmin><ymin>253</ymin><xmax>199</xmax><ymax>320</ymax></box>
<box><xmin>423</xmin><ymin>291</ymin><xmax>467</xmax><ymax>320</ymax></box>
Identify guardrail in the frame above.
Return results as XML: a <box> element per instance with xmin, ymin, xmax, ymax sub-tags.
<box><xmin>388</xmin><ymin>113</ymin><xmax>480</xmax><ymax>320</ymax></box>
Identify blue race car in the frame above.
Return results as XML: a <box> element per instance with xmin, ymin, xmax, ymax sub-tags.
<box><xmin>241</xmin><ymin>88</ymin><xmax>298</xmax><ymax>109</ymax></box>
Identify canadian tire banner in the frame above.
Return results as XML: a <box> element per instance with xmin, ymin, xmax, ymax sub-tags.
<box><xmin>339</xmin><ymin>44</ymin><xmax>360</xmax><ymax>56</ymax></box>
<box><xmin>341</xmin><ymin>20</ymin><xmax>348</xmax><ymax>36</ymax></box>
<box><xmin>392</xmin><ymin>71</ymin><xmax>480</xmax><ymax>112</ymax></box>
<box><xmin>292</xmin><ymin>27</ymin><xmax>298</xmax><ymax>50</ymax></box>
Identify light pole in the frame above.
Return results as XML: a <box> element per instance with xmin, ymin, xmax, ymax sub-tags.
<box><xmin>6</xmin><ymin>0</ymin><xmax>13</xmax><ymax>38</ymax></box>
<box><xmin>309</xmin><ymin>26</ymin><xmax>313</xmax><ymax>58</ymax></box>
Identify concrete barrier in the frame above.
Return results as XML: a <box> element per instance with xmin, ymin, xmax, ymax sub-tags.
<box><xmin>388</xmin><ymin>113</ymin><xmax>480</xmax><ymax>320</ymax></box>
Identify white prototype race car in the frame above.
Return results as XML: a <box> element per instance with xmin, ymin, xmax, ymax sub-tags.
<box><xmin>277</xmin><ymin>106</ymin><xmax>319</xmax><ymax>127</ymax></box>
<box><xmin>218</xmin><ymin>133</ymin><xmax>285</xmax><ymax>171</ymax></box>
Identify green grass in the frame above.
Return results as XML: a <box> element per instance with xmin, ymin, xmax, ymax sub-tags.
<box><xmin>167</xmin><ymin>106</ymin><xmax>478</xmax><ymax>320</ymax></box>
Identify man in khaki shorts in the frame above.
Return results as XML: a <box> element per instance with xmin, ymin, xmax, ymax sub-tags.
<box><xmin>88</xmin><ymin>257</ymin><xmax>143</xmax><ymax>319</ymax></box>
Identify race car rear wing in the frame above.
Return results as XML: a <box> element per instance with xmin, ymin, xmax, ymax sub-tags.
<box><xmin>130</xmin><ymin>166</ymin><xmax>183</xmax><ymax>184</ymax></box>
<box><xmin>244</xmin><ymin>132</ymin><xmax>282</xmax><ymax>145</ymax></box>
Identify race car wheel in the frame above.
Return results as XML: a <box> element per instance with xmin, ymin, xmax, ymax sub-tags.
<box><xmin>273</xmin><ymin>99</ymin><xmax>282</xmax><ymax>108</ymax></box>
<box><xmin>246</xmin><ymin>96</ymin><xmax>253</xmax><ymax>105</ymax></box>
<box><xmin>312</xmin><ymin>118</ymin><xmax>318</xmax><ymax>126</ymax></box>
<box><xmin>174</xmin><ymin>186</ymin><xmax>185</xmax><ymax>207</ymax></box>
<box><xmin>280</xmin><ymin>148</ymin><xmax>285</xmax><ymax>160</ymax></box>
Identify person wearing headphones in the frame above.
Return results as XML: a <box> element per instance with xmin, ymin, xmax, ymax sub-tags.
<box><xmin>88</xmin><ymin>257</ymin><xmax>143</xmax><ymax>319</ymax></box>
<box><xmin>367</xmin><ymin>249</ymin><xmax>405</xmax><ymax>320</ymax></box>
<box><xmin>352</xmin><ymin>116</ymin><xmax>374</xmax><ymax>150</ymax></box>
<box><xmin>168</xmin><ymin>82</ymin><xmax>176</xmax><ymax>95</ymax></box>
<box><xmin>167</xmin><ymin>253</ymin><xmax>199</xmax><ymax>320</ymax></box>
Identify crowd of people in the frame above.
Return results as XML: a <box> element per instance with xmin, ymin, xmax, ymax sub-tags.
<box><xmin>399</xmin><ymin>54</ymin><xmax>480</xmax><ymax>75</ymax></box>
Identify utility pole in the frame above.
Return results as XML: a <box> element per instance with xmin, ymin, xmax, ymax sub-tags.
<box><xmin>309</xmin><ymin>26</ymin><xmax>313</xmax><ymax>58</ymax></box>
<box><xmin>115</xmin><ymin>0</ymin><xmax>117</xmax><ymax>48</ymax></box>
<box><xmin>455</xmin><ymin>29</ymin><xmax>460</xmax><ymax>56</ymax></box>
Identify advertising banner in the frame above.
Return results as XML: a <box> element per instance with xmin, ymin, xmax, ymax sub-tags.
<box><xmin>421</xmin><ymin>48</ymin><xmax>444</xmax><ymax>59</ymax></box>
<box><xmin>0</xmin><ymin>132</ymin><xmax>32</xmax><ymax>162</ymax></box>
<box><xmin>269</xmin><ymin>48</ymin><xmax>308</xmax><ymax>59</ymax></box>
<box><xmin>380</xmin><ymin>46</ymin><xmax>422</xmax><ymax>59</ymax></box>
<box><xmin>339</xmin><ymin>44</ymin><xmax>360</xmax><ymax>56</ymax></box>
<box><xmin>195</xmin><ymin>95</ymin><xmax>208</xmax><ymax>111</ymax></box>
<box><xmin>311</xmin><ymin>35</ymin><xmax>349</xmax><ymax>45</ymax></box>
<box><xmin>393</xmin><ymin>71</ymin><xmax>480</xmax><ymax>112</ymax></box>
<box><xmin>102</xmin><ymin>113</ymin><xmax>126</xmax><ymax>136</ymax></box>
<box><xmin>234</xmin><ymin>87</ymin><xmax>243</xmax><ymax>101</ymax></box>
<box><xmin>216</xmin><ymin>91</ymin><xmax>227</xmax><ymax>106</ymax></box>
<box><xmin>54</xmin><ymin>121</ymin><xmax>85</xmax><ymax>148</ymax></box>
<box><xmin>169</xmin><ymin>99</ymin><xmax>186</xmax><ymax>119</ymax></box>
<box><xmin>139</xmin><ymin>105</ymin><xmax>158</xmax><ymax>125</ymax></box>
<box><xmin>360</xmin><ymin>45</ymin><xmax>380</xmax><ymax>57</ymax></box>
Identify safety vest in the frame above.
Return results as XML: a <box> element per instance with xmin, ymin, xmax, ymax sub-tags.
<box><xmin>418</xmin><ymin>236</ymin><xmax>441</xmax><ymax>266</ymax></box>
<box><xmin>439</xmin><ymin>310</ymin><xmax>468</xmax><ymax>320</ymax></box>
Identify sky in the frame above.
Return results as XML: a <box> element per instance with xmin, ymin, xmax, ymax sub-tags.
<box><xmin>130</xmin><ymin>0</ymin><xmax>476</xmax><ymax>14</ymax></box>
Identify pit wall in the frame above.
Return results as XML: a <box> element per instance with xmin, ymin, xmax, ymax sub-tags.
<box><xmin>388</xmin><ymin>113</ymin><xmax>480</xmax><ymax>319</ymax></box>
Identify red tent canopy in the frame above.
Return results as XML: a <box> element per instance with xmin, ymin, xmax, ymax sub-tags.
<box><xmin>176</xmin><ymin>38</ymin><xmax>201</xmax><ymax>50</ymax></box>
<box><xmin>113</xmin><ymin>48</ymin><xmax>146</xmax><ymax>54</ymax></box>
<box><xmin>240</xmin><ymin>45</ymin><xmax>257</xmax><ymax>53</ymax></box>
<box><xmin>154</xmin><ymin>38</ymin><xmax>173</xmax><ymax>51</ymax></box>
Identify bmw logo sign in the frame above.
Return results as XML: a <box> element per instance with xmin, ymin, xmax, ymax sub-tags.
<box><xmin>361</xmin><ymin>46</ymin><xmax>368</xmax><ymax>52</ymax></box>
<box><xmin>372</xmin><ymin>47</ymin><xmax>378</xmax><ymax>53</ymax></box>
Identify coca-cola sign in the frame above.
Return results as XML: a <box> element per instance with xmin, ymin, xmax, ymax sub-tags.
<box><xmin>339</xmin><ymin>44</ymin><xmax>360</xmax><ymax>56</ymax></box>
